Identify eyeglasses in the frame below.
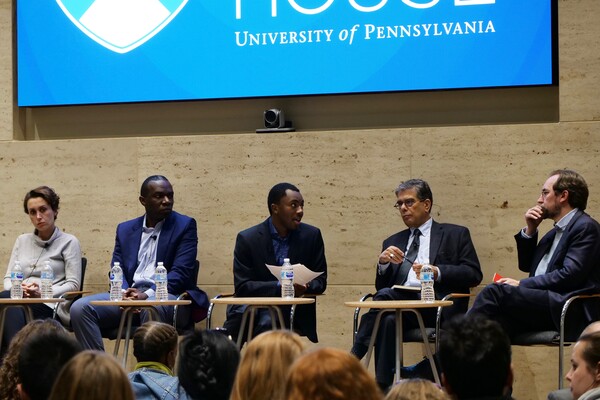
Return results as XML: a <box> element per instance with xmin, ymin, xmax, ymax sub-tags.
<box><xmin>394</xmin><ymin>199</ymin><xmax>421</xmax><ymax>209</ymax></box>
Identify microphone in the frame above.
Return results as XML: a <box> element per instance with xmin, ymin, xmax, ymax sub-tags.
<box><xmin>151</xmin><ymin>235</ymin><xmax>157</xmax><ymax>240</ymax></box>
<box><xmin>44</xmin><ymin>242</ymin><xmax>50</xmax><ymax>248</ymax></box>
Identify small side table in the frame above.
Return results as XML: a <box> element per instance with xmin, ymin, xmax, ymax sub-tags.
<box><xmin>345</xmin><ymin>299</ymin><xmax>452</xmax><ymax>385</ymax></box>
<box><xmin>90</xmin><ymin>299</ymin><xmax>191</xmax><ymax>367</ymax></box>
<box><xmin>209</xmin><ymin>296</ymin><xmax>315</xmax><ymax>348</ymax></box>
<box><xmin>0</xmin><ymin>298</ymin><xmax>66</xmax><ymax>350</ymax></box>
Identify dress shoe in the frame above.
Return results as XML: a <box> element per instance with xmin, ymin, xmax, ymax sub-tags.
<box><xmin>350</xmin><ymin>343</ymin><xmax>368</xmax><ymax>360</ymax></box>
<box><xmin>399</xmin><ymin>357</ymin><xmax>436</xmax><ymax>381</ymax></box>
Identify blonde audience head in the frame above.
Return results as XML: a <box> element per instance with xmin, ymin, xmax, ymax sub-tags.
<box><xmin>231</xmin><ymin>330</ymin><xmax>305</xmax><ymax>400</ymax></box>
<box><xmin>48</xmin><ymin>350</ymin><xmax>134</xmax><ymax>400</ymax></box>
<box><xmin>385</xmin><ymin>379</ymin><xmax>450</xmax><ymax>400</ymax></box>
<box><xmin>285</xmin><ymin>347</ymin><xmax>383</xmax><ymax>400</ymax></box>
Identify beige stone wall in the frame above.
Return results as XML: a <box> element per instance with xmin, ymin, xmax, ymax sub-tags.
<box><xmin>1</xmin><ymin>0</ymin><xmax>599</xmax><ymax>398</ymax></box>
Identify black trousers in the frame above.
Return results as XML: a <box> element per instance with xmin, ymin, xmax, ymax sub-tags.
<box><xmin>354</xmin><ymin>287</ymin><xmax>436</xmax><ymax>386</ymax></box>
<box><xmin>468</xmin><ymin>283</ymin><xmax>555</xmax><ymax>338</ymax></box>
<box><xmin>0</xmin><ymin>290</ymin><xmax>55</xmax><ymax>352</ymax></box>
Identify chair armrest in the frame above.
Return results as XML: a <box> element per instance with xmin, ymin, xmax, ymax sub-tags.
<box><xmin>60</xmin><ymin>291</ymin><xmax>92</xmax><ymax>301</ymax></box>
<box><xmin>434</xmin><ymin>293</ymin><xmax>475</xmax><ymax>351</ymax></box>
<box><xmin>560</xmin><ymin>293</ymin><xmax>600</xmax><ymax>342</ymax></box>
<box><xmin>353</xmin><ymin>293</ymin><xmax>374</xmax><ymax>343</ymax></box>
<box><xmin>52</xmin><ymin>291</ymin><xmax>93</xmax><ymax>320</ymax></box>
<box><xmin>207</xmin><ymin>293</ymin><xmax>235</xmax><ymax>330</ymax></box>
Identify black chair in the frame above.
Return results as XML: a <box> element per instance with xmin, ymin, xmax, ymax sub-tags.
<box><xmin>510</xmin><ymin>293</ymin><xmax>600</xmax><ymax>389</ymax></box>
<box><xmin>100</xmin><ymin>260</ymin><xmax>201</xmax><ymax>362</ymax></box>
<box><xmin>353</xmin><ymin>292</ymin><xmax>472</xmax><ymax>354</ymax></box>
<box><xmin>52</xmin><ymin>257</ymin><xmax>89</xmax><ymax>325</ymax></box>
<box><xmin>206</xmin><ymin>292</ymin><xmax>308</xmax><ymax>347</ymax></box>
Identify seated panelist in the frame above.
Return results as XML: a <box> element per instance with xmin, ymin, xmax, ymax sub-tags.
<box><xmin>223</xmin><ymin>182</ymin><xmax>328</xmax><ymax>343</ymax></box>
<box><xmin>351</xmin><ymin>179</ymin><xmax>482</xmax><ymax>389</ymax></box>
<box><xmin>70</xmin><ymin>175</ymin><xmax>208</xmax><ymax>351</ymax></box>
<box><xmin>0</xmin><ymin>186</ymin><xmax>82</xmax><ymax>349</ymax></box>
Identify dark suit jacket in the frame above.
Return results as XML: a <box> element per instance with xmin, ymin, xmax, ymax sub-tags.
<box><xmin>226</xmin><ymin>218</ymin><xmax>327</xmax><ymax>342</ymax></box>
<box><xmin>375</xmin><ymin>220</ymin><xmax>482</xmax><ymax>320</ymax></box>
<box><xmin>515</xmin><ymin>210</ymin><xmax>600</xmax><ymax>332</ymax></box>
<box><xmin>111</xmin><ymin>211</ymin><xmax>208</xmax><ymax>321</ymax></box>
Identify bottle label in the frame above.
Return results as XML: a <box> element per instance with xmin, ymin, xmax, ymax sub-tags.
<box><xmin>11</xmin><ymin>271</ymin><xmax>23</xmax><ymax>280</ymax></box>
<box><xmin>281</xmin><ymin>270</ymin><xmax>294</xmax><ymax>280</ymax></box>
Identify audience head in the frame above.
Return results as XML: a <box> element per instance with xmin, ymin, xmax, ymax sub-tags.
<box><xmin>549</xmin><ymin>169</ymin><xmax>588</xmax><ymax>211</ymax></box>
<box><xmin>133</xmin><ymin>321</ymin><xmax>178</xmax><ymax>370</ymax></box>
<box><xmin>566</xmin><ymin>332</ymin><xmax>600</xmax><ymax>399</ymax></box>
<box><xmin>385</xmin><ymin>379</ymin><xmax>449</xmax><ymax>400</ymax></box>
<box><xmin>582</xmin><ymin>322</ymin><xmax>600</xmax><ymax>337</ymax></box>
<box><xmin>231</xmin><ymin>330</ymin><xmax>305</xmax><ymax>400</ymax></box>
<box><xmin>178</xmin><ymin>329</ymin><xmax>240</xmax><ymax>400</ymax></box>
<box><xmin>17</xmin><ymin>330</ymin><xmax>82</xmax><ymax>400</ymax></box>
<box><xmin>438</xmin><ymin>314</ymin><xmax>512</xmax><ymax>399</ymax></box>
<box><xmin>48</xmin><ymin>350</ymin><xmax>134</xmax><ymax>400</ymax></box>
<box><xmin>0</xmin><ymin>319</ymin><xmax>66</xmax><ymax>400</ymax></box>
<box><xmin>285</xmin><ymin>347</ymin><xmax>382</xmax><ymax>400</ymax></box>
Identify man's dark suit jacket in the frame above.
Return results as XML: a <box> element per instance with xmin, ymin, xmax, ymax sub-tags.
<box><xmin>111</xmin><ymin>210</ymin><xmax>209</xmax><ymax>321</ymax></box>
<box><xmin>514</xmin><ymin>210</ymin><xmax>600</xmax><ymax>335</ymax></box>
<box><xmin>226</xmin><ymin>218</ymin><xmax>327</xmax><ymax>342</ymax></box>
<box><xmin>375</xmin><ymin>221</ymin><xmax>482</xmax><ymax>319</ymax></box>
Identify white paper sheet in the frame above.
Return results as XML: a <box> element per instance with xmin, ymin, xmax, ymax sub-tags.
<box><xmin>266</xmin><ymin>263</ymin><xmax>323</xmax><ymax>286</ymax></box>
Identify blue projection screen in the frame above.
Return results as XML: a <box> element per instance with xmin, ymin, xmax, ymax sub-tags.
<box><xmin>17</xmin><ymin>0</ymin><xmax>556</xmax><ymax>107</ymax></box>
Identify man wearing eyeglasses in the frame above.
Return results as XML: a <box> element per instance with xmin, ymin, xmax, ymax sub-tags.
<box><xmin>351</xmin><ymin>179</ymin><xmax>482</xmax><ymax>390</ymax></box>
<box><xmin>469</xmin><ymin>170</ymin><xmax>600</xmax><ymax>342</ymax></box>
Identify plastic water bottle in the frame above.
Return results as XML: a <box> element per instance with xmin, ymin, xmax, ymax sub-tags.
<box><xmin>41</xmin><ymin>261</ymin><xmax>54</xmax><ymax>299</ymax></box>
<box><xmin>109</xmin><ymin>262</ymin><xmax>123</xmax><ymax>301</ymax></box>
<box><xmin>155</xmin><ymin>262</ymin><xmax>169</xmax><ymax>301</ymax></box>
<box><xmin>420</xmin><ymin>264</ymin><xmax>435</xmax><ymax>303</ymax></box>
<box><xmin>281</xmin><ymin>258</ymin><xmax>294</xmax><ymax>299</ymax></box>
<box><xmin>10</xmin><ymin>260</ymin><xmax>23</xmax><ymax>299</ymax></box>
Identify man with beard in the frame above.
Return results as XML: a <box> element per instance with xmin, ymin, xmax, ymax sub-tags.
<box><xmin>71</xmin><ymin>175</ymin><xmax>208</xmax><ymax>350</ymax></box>
<box><xmin>470</xmin><ymin>169</ymin><xmax>600</xmax><ymax>342</ymax></box>
<box><xmin>223</xmin><ymin>182</ymin><xmax>327</xmax><ymax>344</ymax></box>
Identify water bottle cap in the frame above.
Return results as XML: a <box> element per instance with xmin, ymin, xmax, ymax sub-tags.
<box><xmin>284</xmin><ymin>258</ymin><xmax>290</xmax><ymax>263</ymax></box>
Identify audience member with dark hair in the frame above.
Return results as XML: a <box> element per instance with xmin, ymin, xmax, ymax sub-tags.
<box><xmin>178</xmin><ymin>329</ymin><xmax>240</xmax><ymax>400</ymax></box>
<box><xmin>231</xmin><ymin>330</ymin><xmax>305</xmax><ymax>400</ymax></box>
<box><xmin>285</xmin><ymin>347</ymin><xmax>383</xmax><ymax>400</ymax></box>
<box><xmin>0</xmin><ymin>186</ymin><xmax>82</xmax><ymax>349</ymax></box>
<box><xmin>438</xmin><ymin>314</ymin><xmax>513</xmax><ymax>400</ymax></box>
<box><xmin>0</xmin><ymin>319</ymin><xmax>66</xmax><ymax>400</ymax></box>
<box><xmin>565</xmin><ymin>332</ymin><xmax>600</xmax><ymax>400</ymax></box>
<box><xmin>385</xmin><ymin>379</ymin><xmax>450</xmax><ymax>400</ymax></box>
<box><xmin>49</xmin><ymin>350</ymin><xmax>135</xmax><ymax>400</ymax></box>
<box><xmin>129</xmin><ymin>321</ymin><xmax>188</xmax><ymax>399</ymax></box>
<box><xmin>17</xmin><ymin>330</ymin><xmax>82</xmax><ymax>400</ymax></box>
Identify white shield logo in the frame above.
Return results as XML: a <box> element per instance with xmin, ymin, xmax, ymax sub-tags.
<box><xmin>56</xmin><ymin>0</ymin><xmax>188</xmax><ymax>54</ymax></box>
